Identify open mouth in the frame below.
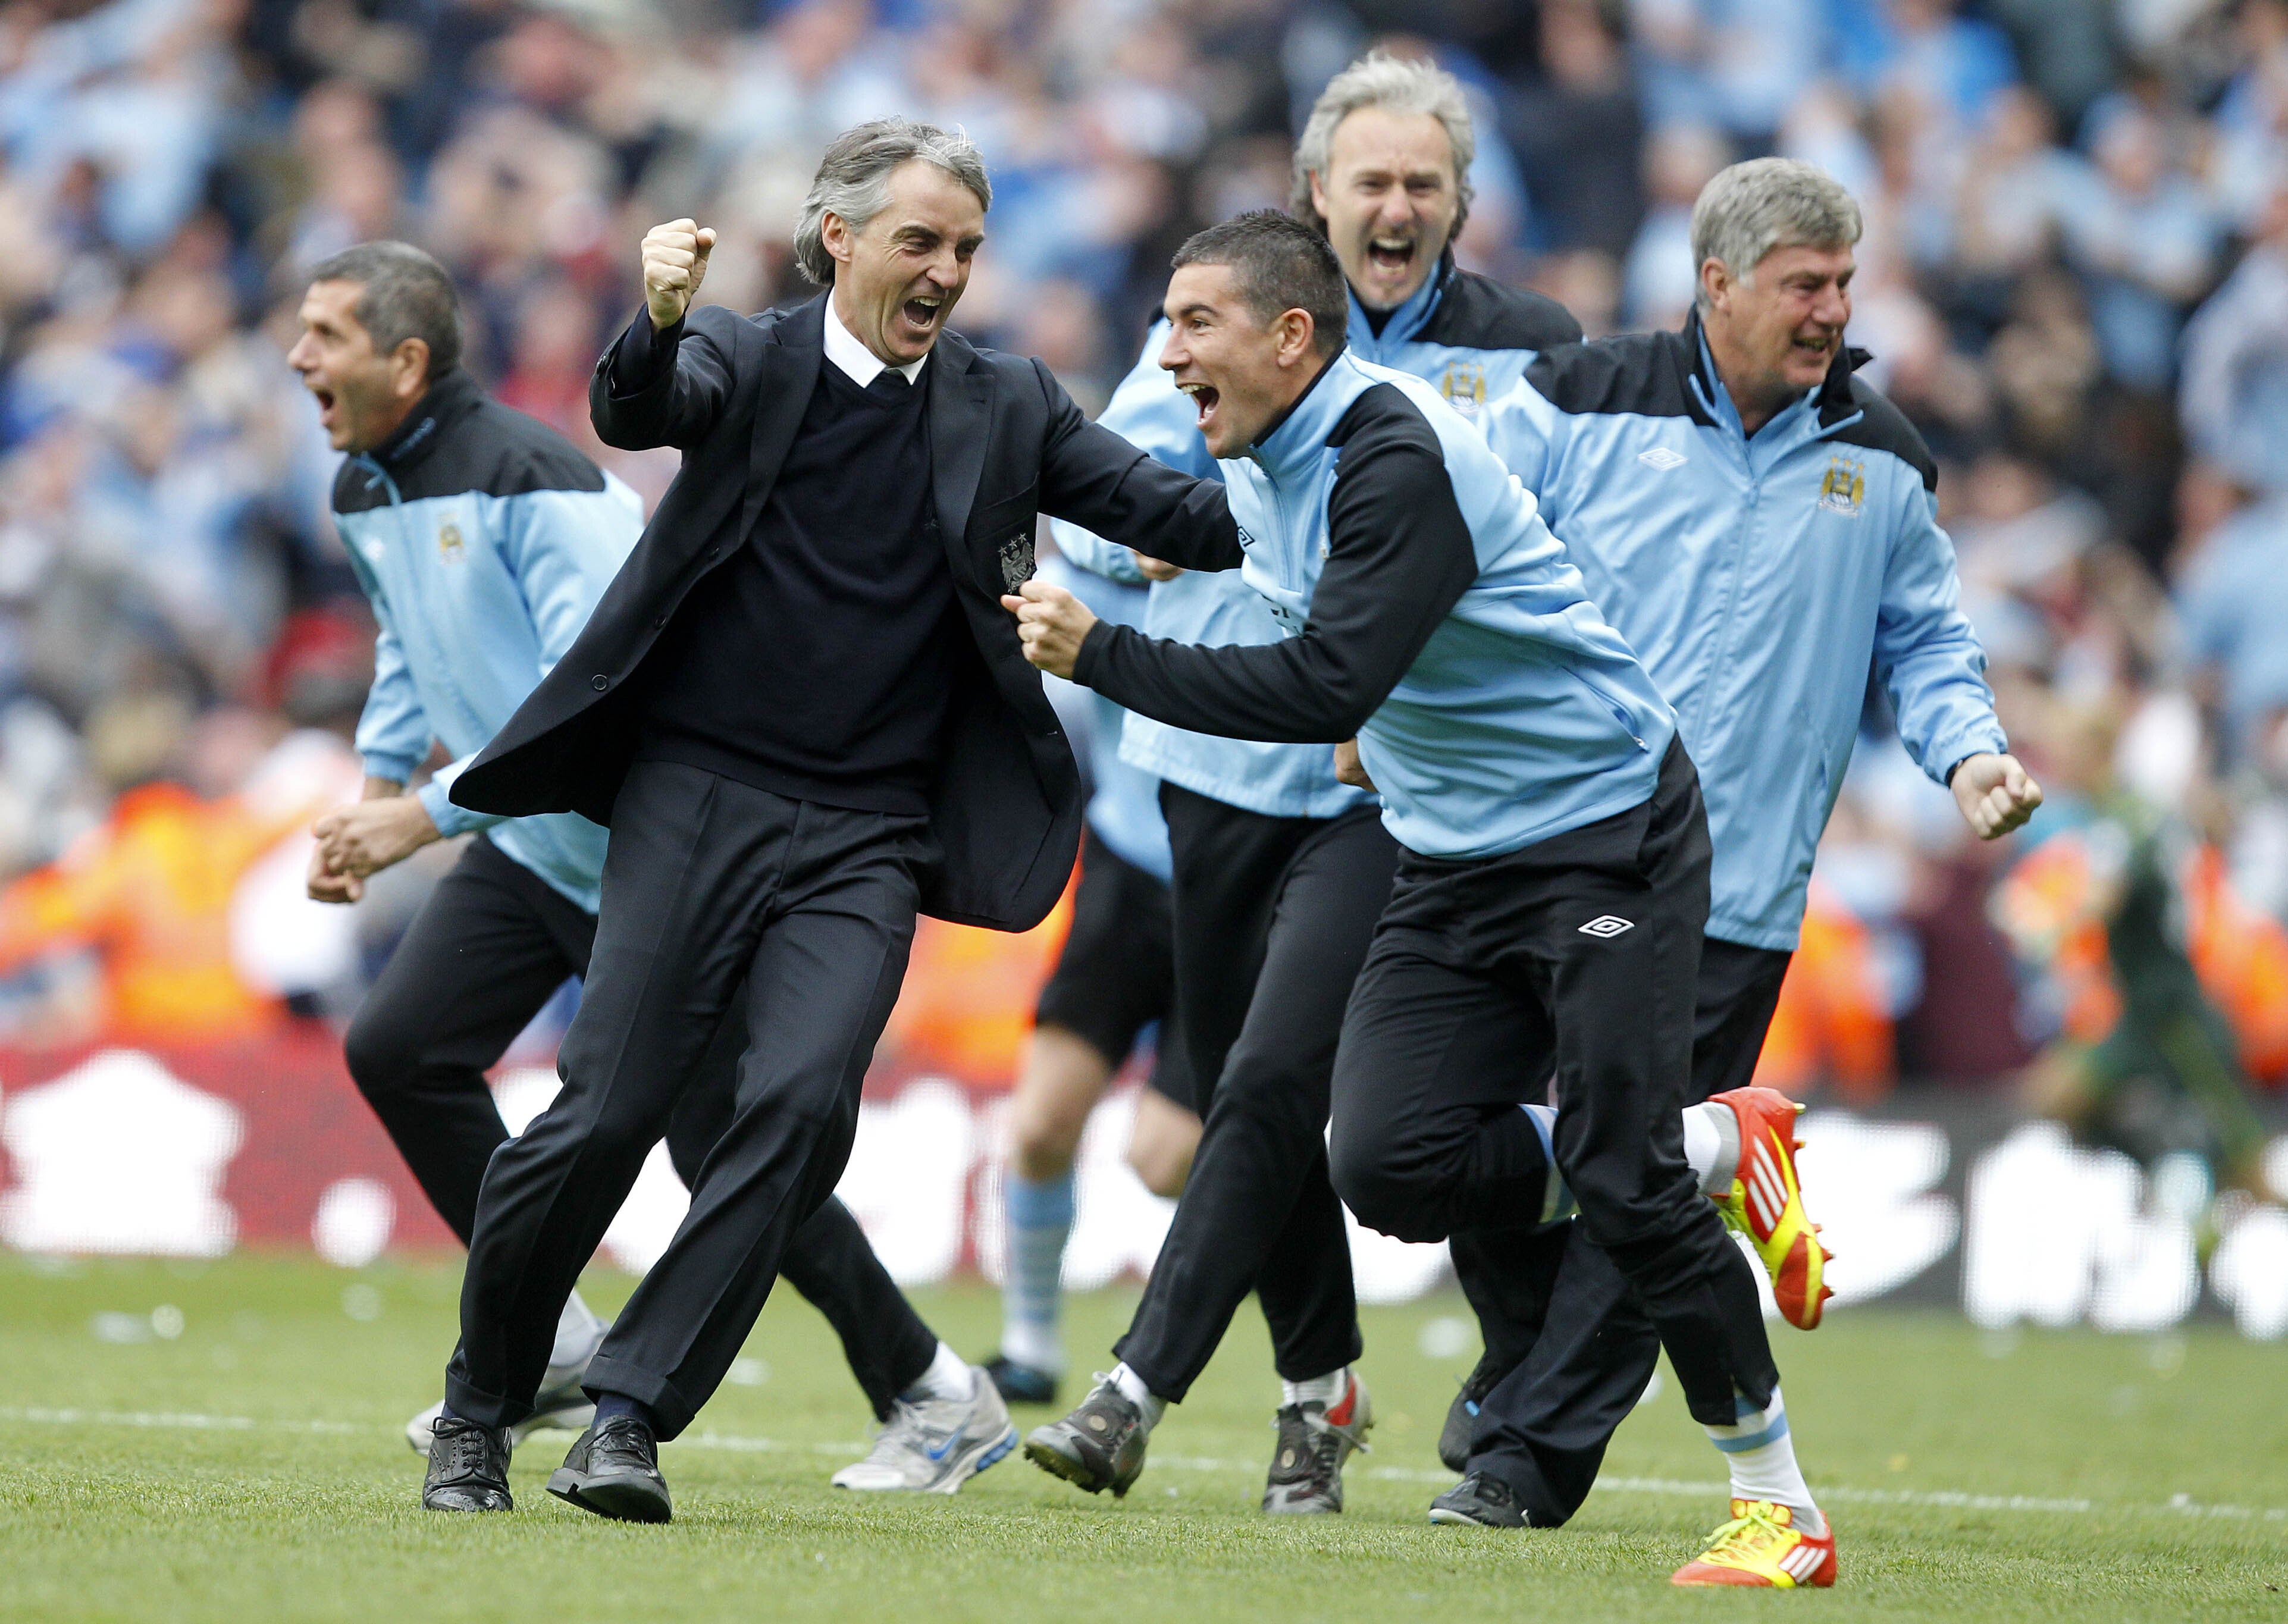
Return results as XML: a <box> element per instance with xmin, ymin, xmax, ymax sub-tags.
<box><xmin>1177</xmin><ymin>380</ymin><xmax>1220</xmax><ymax>434</ymax></box>
<box><xmin>1366</xmin><ymin>236</ymin><xmax>1415</xmax><ymax>275</ymax></box>
<box><xmin>310</xmin><ymin>384</ymin><xmax>337</xmax><ymax>427</ymax></box>
<box><xmin>900</xmin><ymin>293</ymin><xmax>945</xmax><ymax>337</ymax></box>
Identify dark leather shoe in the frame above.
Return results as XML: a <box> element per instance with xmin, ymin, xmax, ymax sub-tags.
<box><xmin>982</xmin><ymin>1353</ymin><xmax>1058</xmax><ymax>1407</ymax></box>
<box><xmin>1428</xmin><ymin>1471</ymin><xmax>1529</xmax><ymax>1528</ymax></box>
<box><xmin>422</xmin><ymin>1414</ymin><xmax>512</xmax><ymax>1513</ymax></box>
<box><xmin>547</xmin><ymin>1416</ymin><xmax>672</xmax><ymax>1523</ymax></box>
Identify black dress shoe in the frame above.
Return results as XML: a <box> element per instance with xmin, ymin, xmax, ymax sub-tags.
<box><xmin>982</xmin><ymin>1353</ymin><xmax>1058</xmax><ymax>1407</ymax></box>
<box><xmin>1437</xmin><ymin>1349</ymin><xmax>1515</xmax><ymax>1473</ymax></box>
<box><xmin>423</xmin><ymin>1414</ymin><xmax>513</xmax><ymax>1512</ymax></box>
<box><xmin>547</xmin><ymin>1416</ymin><xmax>672</xmax><ymax>1523</ymax></box>
<box><xmin>1428</xmin><ymin>1471</ymin><xmax>1529</xmax><ymax>1528</ymax></box>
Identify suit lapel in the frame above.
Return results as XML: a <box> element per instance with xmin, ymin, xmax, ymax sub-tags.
<box><xmin>929</xmin><ymin>334</ymin><xmax>996</xmax><ymax>591</ymax></box>
<box><xmin>744</xmin><ymin>296</ymin><xmax>827</xmax><ymax>536</ymax></box>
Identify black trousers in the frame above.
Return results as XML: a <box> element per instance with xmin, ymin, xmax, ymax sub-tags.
<box><xmin>1328</xmin><ymin>741</ymin><xmax>1778</xmax><ymax>1447</ymax></box>
<box><xmin>1446</xmin><ymin>937</ymin><xmax>1792</xmax><ymax>1525</ymax></box>
<box><xmin>440</xmin><ymin>767</ymin><xmax>935</xmax><ymax>1438</ymax></box>
<box><xmin>350</xmin><ymin>833</ymin><xmax>935</xmax><ymax>1422</ymax></box>
<box><xmin>1109</xmin><ymin>785</ymin><xmax>1394</xmax><ymax>1402</ymax></box>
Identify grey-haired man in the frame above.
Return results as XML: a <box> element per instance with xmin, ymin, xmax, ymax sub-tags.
<box><xmin>419</xmin><ymin>118</ymin><xmax>1238</xmax><ymax>1522</ymax></box>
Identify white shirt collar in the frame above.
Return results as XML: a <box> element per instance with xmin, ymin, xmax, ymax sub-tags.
<box><xmin>823</xmin><ymin>294</ymin><xmax>928</xmax><ymax>388</ymax></box>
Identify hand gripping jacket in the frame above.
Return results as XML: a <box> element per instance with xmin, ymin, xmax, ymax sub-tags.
<box><xmin>1050</xmin><ymin>256</ymin><xmax>1580</xmax><ymax>820</ymax></box>
<box><xmin>1479</xmin><ymin>313</ymin><xmax>2006</xmax><ymax>949</ymax></box>
<box><xmin>1074</xmin><ymin>352</ymin><xmax>1678</xmax><ymax>863</ymax></box>
<box><xmin>333</xmin><ymin>369</ymin><xmax>642</xmax><ymax>913</ymax></box>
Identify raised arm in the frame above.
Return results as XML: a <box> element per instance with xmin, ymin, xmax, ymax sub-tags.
<box><xmin>1033</xmin><ymin>359</ymin><xmax>1243</xmax><ymax>573</ymax></box>
<box><xmin>590</xmin><ymin>220</ymin><xmax>733</xmax><ymax>451</ymax></box>
<box><xmin>1055</xmin><ymin>406</ymin><xmax>1479</xmax><ymax>742</ymax></box>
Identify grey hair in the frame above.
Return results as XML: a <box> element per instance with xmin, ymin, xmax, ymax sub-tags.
<box><xmin>793</xmin><ymin>118</ymin><xmax>992</xmax><ymax>285</ymax></box>
<box><xmin>1689</xmin><ymin>158</ymin><xmax>1861</xmax><ymax>309</ymax></box>
<box><xmin>305</xmin><ymin>240</ymin><xmax>462</xmax><ymax>377</ymax></box>
<box><xmin>1289</xmin><ymin>51</ymin><xmax>1475</xmax><ymax>239</ymax></box>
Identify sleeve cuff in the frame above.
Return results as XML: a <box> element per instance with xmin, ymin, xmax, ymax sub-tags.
<box><xmin>606</xmin><ymin>310</ymin><xmax>684</xmax><ymax>400</ymax></box>
<box><xmin>1927</xmin><ymin>727</ymin><xmax>2008</xmax><ymax>788</ymax></box>
<box><xmin>360</xmin><ymin>753</ymin><xmax>419</xmax><ymax>786</ymax></box>
<box><xmin>416</xmin><ymin>777</ymin><xmax>493</xmax><ymax>838</ymax></box>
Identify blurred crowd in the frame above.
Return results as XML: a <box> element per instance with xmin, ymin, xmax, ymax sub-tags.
<box><xmin>0</xmin><ymin>0</ymin><xmax>2284</xmax><ymax>1161</ymax></box>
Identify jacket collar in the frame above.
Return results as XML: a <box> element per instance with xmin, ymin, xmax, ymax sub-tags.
<box><xmin>1347</xmin><ymin>252</ymin><xmax>1451</xmax><ymax>356</ymax></box>
<box><xmin>1248</xmin><ymin>347</ymin><xmax>1359</xmax><ymax>481</ymax></box>
<box><xmin>367</xmin><ymin>367</ymin><xmax>483</xmax><ymax>474</ymax></box>
<box><xmin>1679</xmin><ymin>306</ymin><xmax>1871</xmax><ymax>440</ymax></box>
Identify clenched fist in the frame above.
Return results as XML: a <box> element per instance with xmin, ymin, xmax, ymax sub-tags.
<box><xmin>641</xmin><ymin>218</ymin><xmax>716</xmax><ymax>330</ymax></box>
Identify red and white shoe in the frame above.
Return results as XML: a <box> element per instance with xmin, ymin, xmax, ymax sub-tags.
<box><xmin>1671</xmin><ymin>1499</ymin><xmax>1838</xmax><ymax>1588</ymax></box>
<box><xmin>1709</xmin><ymin>1086</ymin><xmax>1833</xmax><ymax>1330</ymax></box>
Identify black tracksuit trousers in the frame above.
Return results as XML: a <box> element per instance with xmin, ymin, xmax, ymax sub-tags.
<box><xmin>1327</xmin><ymin>742</ymin><xmax>1779</xmax><ymax>1464</ymax></box>
<box><xmin>1446</xmin><ymin>937</ymin><xmax>1792</xmax><ymax>1525</ymax></box>
<box><xmin>349</xmin><ymin>823</ymin><xmax>935</xmax><ymax>1425</ymax></box>
<box><xmin>1109</xmin><ymin>785</ymin><xmax>1396</xmax><ymax>1402</ymax></box>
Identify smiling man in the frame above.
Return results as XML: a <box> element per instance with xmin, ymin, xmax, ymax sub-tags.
<box><xmin>1021</xmin><ymin>52</ymin><xmax>1578</xmax><ymax>1516</ymax></box>
<box><xmin>418</xmin><ymin>119</ymin><xmax>1239</xmax><ymax>1523</ymax></box>
<box><xmin>1396</xmin><ymin>158</ymin><xmax>2036</xmax><ymax>1572</ymax></box>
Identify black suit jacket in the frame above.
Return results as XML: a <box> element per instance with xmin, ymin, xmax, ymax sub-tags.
<box><xmin>451</xmin><ymin>294</ymin><xmax>1236</xmax><ymax>932</ymax></box>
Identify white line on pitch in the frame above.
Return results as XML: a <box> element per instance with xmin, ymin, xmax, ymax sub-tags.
<box><xmin>4</xmin><ymin>1407</ymin><xmax>2282</xmax><ymax>1524</ymax></box>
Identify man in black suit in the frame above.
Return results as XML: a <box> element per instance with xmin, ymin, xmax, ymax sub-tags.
<box><xmin>418</xmin><ymin>118</ymin><xmax>1237</xmax><ymax>1522</ymax></box>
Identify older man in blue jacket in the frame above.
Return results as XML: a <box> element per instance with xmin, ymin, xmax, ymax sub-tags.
<box><xmin>290</xmin><ymin>241</ymin><xmax>1008</xmax><ymax>1501</ymax></box>
<box><xmin>1415</xmin><ymin>158</ymin><xmax>2042</xmax><ymax>1542</ymax></box>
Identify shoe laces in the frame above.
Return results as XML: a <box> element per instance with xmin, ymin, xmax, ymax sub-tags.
<box><xmin>434</xmin><ymin>1418</ymin><xmax>499</xmax><ymax>1482</ymax></box>
<box><xmin>1268</xmin><ymin>1405</ymin><xmax>1340</xmax><ymax>1482</ymax></box>
<box><xmin>1698</xmin><ymin>1501</ymin><xmax>1794</xmax><ymax>1562</ymax></box>
<box><xmin>857</xmin><ymin>1398</ymin><xmax>948</xmax><ymax>1465</ymax></box>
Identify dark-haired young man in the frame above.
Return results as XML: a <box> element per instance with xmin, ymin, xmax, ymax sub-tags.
<box><xmin>1011</xmin><ymin>211</ymin><xmax>1836</xmax><ymax>1587</ymax></box>
<box><xmin>1024</xmin><ymin>51</ymin><xmax>1582</xmax><ymax>1514</ymax></box>
<box><xmin>289</xmin><ymin>240</ymin><xmax>1005</xmax><ymax>1502</ymax></box>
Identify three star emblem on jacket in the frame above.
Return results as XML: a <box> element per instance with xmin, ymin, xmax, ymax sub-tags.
<box><xmin>1440</xmin><ymin>362</ymin><xmax>1487</xmax><ymax>418</ymax></box>
<box><xmin>1817</xmin><ymin>454</ymin><xmax>1866</xmax><ymax>517</ymax></box>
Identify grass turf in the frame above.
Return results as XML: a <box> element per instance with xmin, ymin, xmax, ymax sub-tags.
<box><xmin>0</xmin><ymin>1253</ymin><xmax>2282</xmax><ymax>1622</ymax></box>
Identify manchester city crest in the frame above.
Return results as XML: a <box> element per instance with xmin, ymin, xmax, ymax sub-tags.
<box><xmin>998</xmin><ymin>528</ymin><xmax>1036</xmax><ymax>593</ymax></box>
<box><xmin>438</xmin><ymin>520</ymin><xmax>465</xmax><ymax>559</ymax></box>
<box><xmin>1817</xmin><ymin>454</ymin><xmax>1866</xmax><ymax>517</ymax></box>
<box><xmin>1441</xmin><ymin>361</ymin><xmax>1487</xmax><ymax>418</ymax></box>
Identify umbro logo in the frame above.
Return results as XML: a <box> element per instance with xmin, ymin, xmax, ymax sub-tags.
<box><xmin>1637</xmin><ymin>447</ymin><xmax>1686</xmax><ymax>471</ymax></box>
<box><xmin>1578</xmin><ymin>916</ymin><xmax>1635</xmax><ymax>938</ymax></box>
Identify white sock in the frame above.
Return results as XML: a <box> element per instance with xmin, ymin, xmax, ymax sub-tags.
<box><xmin>1109</xmin><ymin>1362</ymin><xmax>1168</xmax><ymax>1430</ymax></box>
<box><xmin>902</xmin><ymin>1340</ymin><xmax>976</xmax><ymax>1405</ymax></box>
<box><xmin>549</xmin><ymin>1290</ymin><xmax>606</xmax><ymax>1372</ymax></box>
<box><xmin>1684</xmin><ymin>1101</ymin><xmax>1741</xmax><ymax>1196</ymax></box>
<box><xmin>1702</xmin><ymin>1385</ymin><xmax>1823</xmax><ymax>1534</ymax></box>
<box><xmin>1281</xmin><ymin>1365</ymin><xmax>1348</xmax><ymax>1409</ymax></box>
<box><xmin>1001</xmin><ymin>1171</ymin><xmax>1074</xmax><ymax>1374</ymax></box>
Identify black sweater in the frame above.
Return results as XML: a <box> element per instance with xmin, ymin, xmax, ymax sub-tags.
<box><xmin>616</xmin><ymin>318</ymin><xmax>957</xmax><ymax>815</ymax></box>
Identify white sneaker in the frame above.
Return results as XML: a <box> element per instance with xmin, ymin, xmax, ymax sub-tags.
<box><xmin>830</xmin><ymin>1366</ymin><xmax>1018</xmax><ymax>1493</ymax></box>
<box><xmin>403</xmin><ymin>1340</ymin><xmax>606</xmax><ymax>1454</ymax></box>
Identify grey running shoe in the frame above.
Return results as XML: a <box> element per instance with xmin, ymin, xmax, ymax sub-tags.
<box><xmin>1428</xmin><ymin>1471</ymin><xmax>1528</xmax><ymax>1528</ymax></box>
<box><xmin>421</xmin><ymin>1415</ymin><xmax>512</xmax><ymax>1513</ymax></box>
<box><xmin>1437</xmin><ymin>1348</ymin><xmax>1513</xmax><ymax>1474</ymax></box>
<box><xmin>546</xmin><ymin>1416</ymin><xmax>671</xmax><ymax>1523</ymax></box>
<box><xmin>1023</xmin><ymin>1375</ymin><xmax>1149</xmax><ymax>1497</ymax></box>
<box><xmin>832</xmin><ymin>1368</ymin><xmax>1018</xmax><ymax>1492</ymax></box>
<box><xmin>1262</xmin><ymin>1371</ymin><xmax>1373</xmax><ymax>1514</ymax></box>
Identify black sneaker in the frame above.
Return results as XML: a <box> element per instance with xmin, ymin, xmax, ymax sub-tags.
<box><xmin>1428</xmin><ymin>1471</ymin><xmax>1529</xmax><ymax>1528</ymax></box>
<box><xmin>422</xmin><ymin>1413</ymin><xmax>513</xmax><ymax>1512</ymax></box>
<box><xmin>1023</xmin><ymin>1375</ymin><xmax>1149</xmax><ymax>1497</ymax></box>
<box><xmin>983</xmin><ymin>1353</ymin><xmax>1059</xmax><ymax>1407</ymax></box>
<box><xmin>546</xmin><ymin>1416</ymin><xmax>672</xmax><ymax>1523</ymax></box>
<box><xmin>1262</xmin><ymin>1370</ymin><xmax>1373</xmax><ymax>1514</ymax></box>
<box><xmin>1438</xmin><ymin>1348</ymin><xmax>1514</xmax><ymax>1473</ymax></box>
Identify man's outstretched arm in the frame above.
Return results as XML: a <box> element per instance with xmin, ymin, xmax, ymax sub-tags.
<box><xmin>590</xmin><ymin>220</ymin><xmax>734</xmax><ymax>452</ymax></box>
<box><xmin>1010</xmin><ymin>418</ymin><xmax>1478</xmax><ymax>742</ymax></box>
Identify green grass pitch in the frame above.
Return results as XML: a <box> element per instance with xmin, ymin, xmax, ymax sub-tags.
<box><xmin>1</xmin><ymin>1253</ymin><xmax>2283</xmax><ymax>1622</ymax></box>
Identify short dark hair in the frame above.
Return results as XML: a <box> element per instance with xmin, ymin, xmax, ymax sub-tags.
<box><xmin>1171</xmin><ymin>211</ymin><xmax>1349</xmax><ymax>357</ymax></box>
<box><xmin>305</xmin><ymin>240</ymin><xmax>463</xmax><ymax>378</ymax></box>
